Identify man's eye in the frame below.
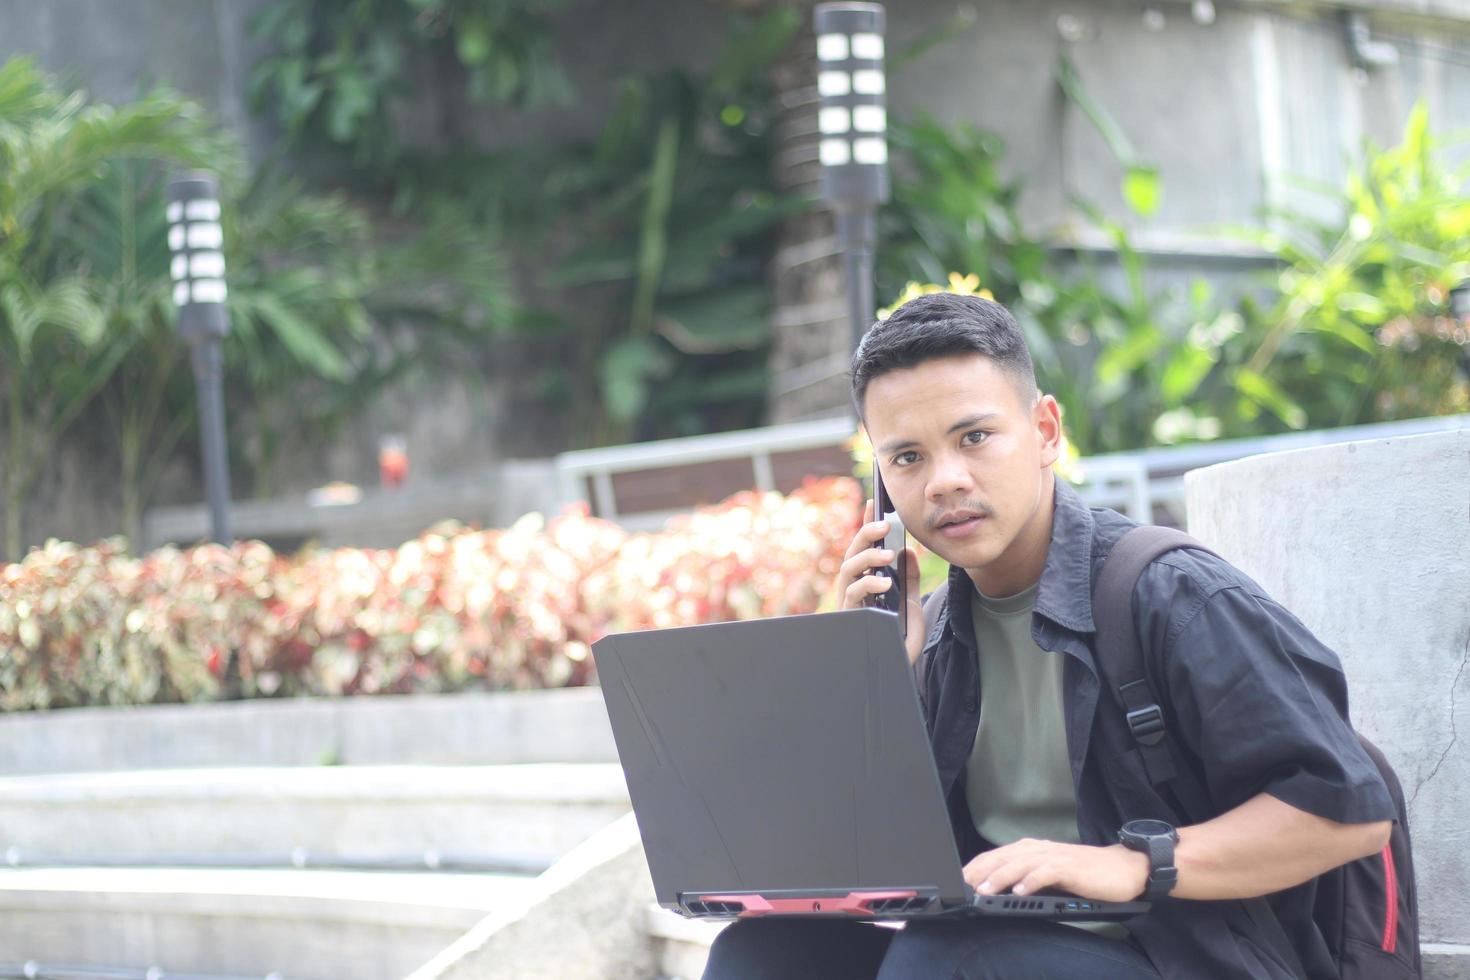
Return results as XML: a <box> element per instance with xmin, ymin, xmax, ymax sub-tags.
<box><xmin>893</xmin><ymin>451</ymin><xmax>919</xmax><ymax>466</ymax></box>
<box><xmin>964</xmin><ymin>430</ymin><xmax>989</xmax><ymax>445</ymax></box>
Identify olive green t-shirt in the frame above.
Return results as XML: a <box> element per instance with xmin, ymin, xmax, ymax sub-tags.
<box><xmin>964</xmin><ymin>583</ymin><xmax>1130</xmax><ymax>939</ymax></box>
<box><xmin>964</xmin><ymin>581</ymin><xmax>1080</xmax><ymax>847</ymax></box>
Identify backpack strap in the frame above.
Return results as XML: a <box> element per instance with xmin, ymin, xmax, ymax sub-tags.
<box><xmin>1093</xmin><ymin>525</ymin><xmax>1219</xmax><ymax>790</ymax></box>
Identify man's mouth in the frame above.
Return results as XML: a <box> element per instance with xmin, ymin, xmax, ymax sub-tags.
<box><xmin>933</xmin><ymin>510</ymin><xmax>989</xmax><ymax>538</ymax></box>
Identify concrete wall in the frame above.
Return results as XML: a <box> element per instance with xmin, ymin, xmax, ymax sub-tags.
<box><xmin>1184</xmin><ymin>430</ymin><xmax>1470</xmax><ymax>967</ymax></box>
<box><xmin>887</xmin><ymin>0</ymin><xmax>1470</xmax><ymax>241</ymax></box>
<box><xmin>0</xmin><ymin>0</ymin><xmax>278</xmax><ymax>161</ymax></box>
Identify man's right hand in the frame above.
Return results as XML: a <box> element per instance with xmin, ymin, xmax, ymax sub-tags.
<box><xmin>833</xmin><ymin>499</ymin><xmax>925</xmax><ymax>665</ymax></box>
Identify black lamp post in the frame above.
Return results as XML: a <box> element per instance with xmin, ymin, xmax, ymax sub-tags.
<box><xmin>167</xmin><ymin>172</ymin><xmax>233</xmax><ymax>545</ymax></box>
<box><xmin>814</xmin><ymin>1</ymin><xmax>889</xmax><ymax>355</ymax></box>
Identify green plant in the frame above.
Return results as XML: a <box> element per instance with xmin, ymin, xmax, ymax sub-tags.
<box><xmin>249</xmin><ymin>0</ymin><xmax>573</xmax><ymax>174</ymax></box>
<box><xmin>877</xmin><ymin>113</ymin><xmax>1218</xmax><ymax>454</ymax></box>
<box><xmin>250</xmin><ymin>3</ymin><xmax>797</xmax><ymax>446</ymax></box>
<box><xmin>0</xmin><ymin>55</ymin><xmax>522</xmax><ymax>562</ymax></box>
<box><xmin>1236</xmin><ymin>104</ymin><xmax>1470</xmax><ymax>427</ymax></box>
<box><xmin>0</xmin><ymin>59</ymin><xmax>227</xmax><ymax>562</ymax></box>
<box><xmin>1055</xmin><ymin>55</ymin><xmax>1161</xmax><ymax>220</ymax></box>
<box><xmin>220</xmin><ymin>172</ymin><xmax>517</xmax><ymax>498</ymax></box>
<box><xmin>541</xmin><ymin>8</ymin><xmax>803</xmax><ymax>443</ymax></box>
<box><xmin>57</xmin><ymin>161</ymin><xmax>198</xmax><ymax>551</ymax></box>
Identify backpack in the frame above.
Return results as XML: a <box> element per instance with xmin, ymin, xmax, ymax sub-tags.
<box><xmin>921</xmin><ymin>524</ymin><xmax>1421</xmax><ymax>980</ymax></box>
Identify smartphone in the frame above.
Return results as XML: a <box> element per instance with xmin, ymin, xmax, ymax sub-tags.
<box><xmin>865</xmin><ymin>465</ymin><xmax>907</xmax><ymax>637</ymax></box>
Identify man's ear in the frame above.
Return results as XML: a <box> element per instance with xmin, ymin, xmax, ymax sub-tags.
<box><xmin>1035</xmin><ymin>393</ymin><xmax>1063</xmax><ymax>469</ymax></box>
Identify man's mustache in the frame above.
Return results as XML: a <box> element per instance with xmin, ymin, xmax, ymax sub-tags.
<box><xmin>925</xmin><ymin>500</ymin><xmax>996</xmax><ymax>531</ymax></box>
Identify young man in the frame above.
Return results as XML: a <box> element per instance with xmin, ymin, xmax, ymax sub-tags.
<box><xmin>703</xmin><ymin>293</ymin><xmax>1394</xmax><ymax>979</ymax></box>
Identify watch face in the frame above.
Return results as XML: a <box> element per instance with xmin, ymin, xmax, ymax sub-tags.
<box><xmin>1125</xmin><ymin>819</ymin><xmax>1175</xmax><ymax>839</ymax></box>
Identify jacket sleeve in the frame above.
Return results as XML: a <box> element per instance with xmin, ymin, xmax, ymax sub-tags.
<box><xmin>1142</xmin><ymin>564</ymin><xmax>1395</xmax><ymax>825</ymax></box>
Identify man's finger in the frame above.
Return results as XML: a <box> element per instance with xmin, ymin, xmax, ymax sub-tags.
<box><xmin>1011</xmin><ymin>864</ymin><xmax>1062</xmax><ymax>897</ymax></box>
<box><xmin>843</xmin><ymin>575</ymin><xmax>892</xmax><ymax>609</ymax></box>
<box><xmin>962</xmin><ymin>851</ymin><xmax>1007</xmax><ymax>889</ymax></box>
<box><xmin>976</xmin><ymin>858</ymin><xmax>1032</xmax><ymax>896</ymax></box>
<box><xmin>838</xmin><ymin>548</ymin><xmax>894</xmax><ymax>587</ymax></box>
<box><xmin>842</xmin><ymin>519</ymin><xmax>890</xmax><ymax>561</ymax></box>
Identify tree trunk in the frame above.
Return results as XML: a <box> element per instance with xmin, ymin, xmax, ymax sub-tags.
<box><xmin>120</xmin><ymin>417</ymin><xmax>144</xmax><ymax>555</ymax></box>
<box><xmin>4</xmin><ymin>379</ymin><xmax>27</xmax><ymax>563</ymax></box>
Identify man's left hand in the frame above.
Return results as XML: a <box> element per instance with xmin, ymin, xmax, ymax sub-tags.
<box><xmin>962</xmin><ymin>838</ymin><xmax>1150</xmax><ymax>903</ymax></box>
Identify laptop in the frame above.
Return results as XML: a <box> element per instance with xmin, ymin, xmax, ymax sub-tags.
<box><xmin>591</xmin><ymin>607</ymin><xmax>1149</xmax><ymax>923</ymax></box>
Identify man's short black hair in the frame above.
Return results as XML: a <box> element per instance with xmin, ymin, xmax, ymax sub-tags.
<box><xmin>850</xmin><ymin>292</ymin><xmax>1038</xmax><ymax>414</ymax></box>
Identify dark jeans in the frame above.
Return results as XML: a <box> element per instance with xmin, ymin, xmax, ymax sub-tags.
<box><xmin>701</xmin><ymin>917</ymin><xmax>1162</xmax><ymax>980</ymax></box>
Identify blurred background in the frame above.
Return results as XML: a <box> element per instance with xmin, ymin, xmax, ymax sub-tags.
<box><xmin>0</xmin><ymin>0</ymin><xmax>1468</xmax><ymax>977</ymax></box>
<box><xmin>2</xmin><ymin>0</ymin><xmax>1468</xmax><ymax>558</ymax></box>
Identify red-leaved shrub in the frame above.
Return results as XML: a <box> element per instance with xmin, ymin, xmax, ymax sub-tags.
<box><xmin>0</xmin><ymin>477</ymin><xmax>861</xmax><ymax>710</ymax></box>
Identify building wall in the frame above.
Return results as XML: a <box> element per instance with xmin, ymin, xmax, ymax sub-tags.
<box><xmin>888</xmin><ymin>0</ymin><xmax>1470</xmax><ymax>238</ymax></box>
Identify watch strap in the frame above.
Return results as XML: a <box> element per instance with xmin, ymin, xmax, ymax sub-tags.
<box><xmin>1141</xmin><ymin>834</ymin><xmax>1178</xmax><ymax>900</ymax></box>
<box><xmin>1120</xmin><ymin>822</ymin><xmax>1178</xmax><ymax>900</ymax></box>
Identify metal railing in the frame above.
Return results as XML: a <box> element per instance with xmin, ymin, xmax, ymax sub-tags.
<box><xmin>555</xmin><ymin>413</ymin><xmax>1470</xmax><ymax>526</ymax></box>
<box><xmin>554</xmin><ymin>415</ymin><xmax>856</xmax><ymax>524</ymax></box>
<box><xmin>1082</xmin><ymin>412</ymin><xmax>1470</xmax><ymax>519</ymax></box>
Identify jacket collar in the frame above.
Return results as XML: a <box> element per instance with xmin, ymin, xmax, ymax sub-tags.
<box><xmin>1034</xmin><ymin>477</ymin><xmax>1097</xmax><ymax>635</ymax></box>
<box><xmin>943</xmin><ymin>476</ymin><xmax>1097</xmax><ymax>637</ymax></box>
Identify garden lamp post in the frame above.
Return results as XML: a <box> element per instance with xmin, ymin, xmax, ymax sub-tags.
<box><xmin>167</xmin><ymin>172</ymin><xmax>233</xmax><ymax>545</ymax></box>
<box><xmin>814</xmin><ymin>1</ymin><xmax>889</xmax><ymax>355</ymax></box>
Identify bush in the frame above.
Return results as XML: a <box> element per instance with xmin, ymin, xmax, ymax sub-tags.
<box><xmin>0</xmin><ymin>477</ymin><xmax>861</xmax><ymax>711</ymax></box>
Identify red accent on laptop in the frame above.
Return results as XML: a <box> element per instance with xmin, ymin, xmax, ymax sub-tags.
<box><xmin>699</xmin><ymin>890</ymin><xmax>919</xmax><ymax>917</ymax></box>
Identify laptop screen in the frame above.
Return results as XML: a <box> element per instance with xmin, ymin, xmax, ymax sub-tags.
<box><xmin>593</xmin><ymin>609</ymin><xmax>968</xmax><ymax>906</ymax></box>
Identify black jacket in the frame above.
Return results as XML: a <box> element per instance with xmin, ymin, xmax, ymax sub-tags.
<box><xmin>913</xmin><ymin>478</ymin><xmax>1395</xmax><ymax>979</ymax></box>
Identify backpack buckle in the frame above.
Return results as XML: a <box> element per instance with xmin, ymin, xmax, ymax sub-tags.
<box><xmin>1126</xmin><ymin>704</ymin><xmax>1166</xmax><ymax>746</ymax></box>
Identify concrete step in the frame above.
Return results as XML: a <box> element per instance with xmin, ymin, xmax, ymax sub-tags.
<box><xmin>0</xmin><ymin>689</ymin><xmax>617</xmax><ymax>777</ymax></box>
<box><xmin>0</xmin><ymin>866</ymin><xmax>534</xmax><ymax>980</ymax></box>
<box><xmin>0</xmin><ymin>765</ymin><xmax>630</xmax><ymax>871</ymax></box>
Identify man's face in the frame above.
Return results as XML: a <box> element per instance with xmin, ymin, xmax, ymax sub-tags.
<box><xmin>862</xmin><ymin>354</ymin><xmax>1062</xmax><ymax>575</ymax></box>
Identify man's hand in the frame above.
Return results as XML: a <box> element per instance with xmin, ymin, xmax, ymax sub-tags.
<box><xmin>834</xmin><ymin>499</ymin><xmax>924</xmax><ymax>664</ymax></box>
<box><xmin>962</xmin><ymin>838</ymin><xmax>1150</xmax><ymax>904</ymax></box>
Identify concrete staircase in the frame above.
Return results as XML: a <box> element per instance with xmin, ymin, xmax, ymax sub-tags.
<box><xmin>0</xmin><ymin>764</ymin><xmax>629</xmax><ymax>871</ymax></box>
<box><xmin>0</xmin><ymin>692</ymin><xmax>632</xmax><ymax>979</ymax></box>
<box><xmin>0</xmin><ymin>866</ymin><xmax>520</xmax><ymax>978</ymax></box>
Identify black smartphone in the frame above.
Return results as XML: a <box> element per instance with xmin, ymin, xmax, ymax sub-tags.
<box><xmin>865</xmin><ymin>465</ymin><xmax>907</xmax><ymax>637</ymax></box>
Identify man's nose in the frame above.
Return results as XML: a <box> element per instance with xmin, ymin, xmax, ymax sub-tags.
<box><xmin>926</xmin><ymin>451</ymin><xmax>974</xmax><ymax>501</ymax></box>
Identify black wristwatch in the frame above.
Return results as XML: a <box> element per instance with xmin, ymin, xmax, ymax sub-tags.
<box><xmin>1118</xmin><ymin>819</ymin><xmax>1179</xmax><ymax>901</ymax></box>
